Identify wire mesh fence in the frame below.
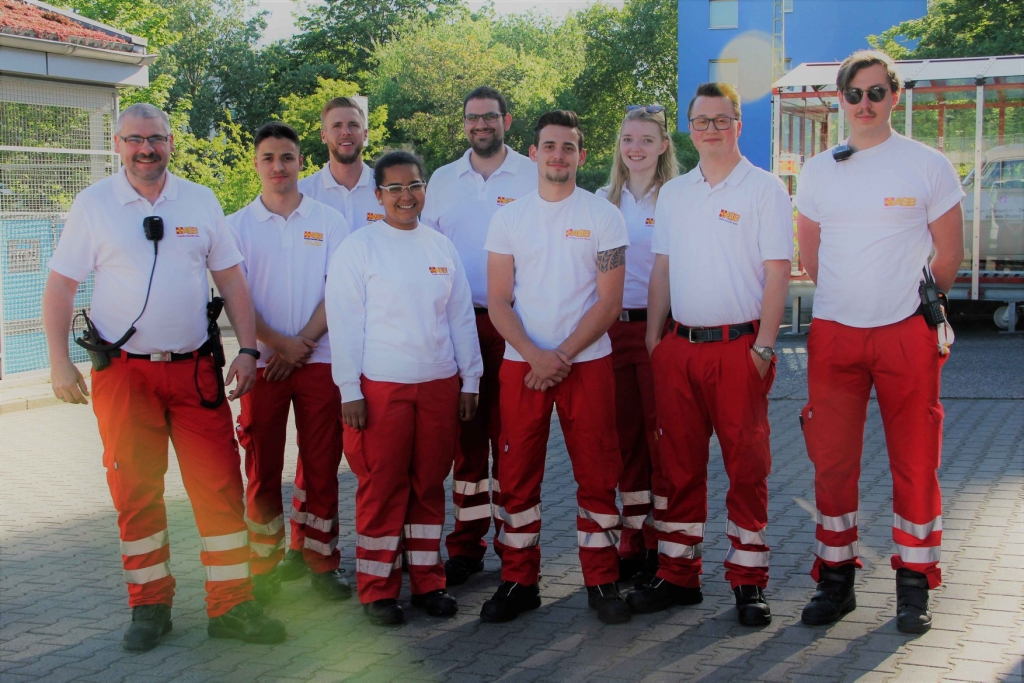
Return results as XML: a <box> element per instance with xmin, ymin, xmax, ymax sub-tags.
<box><xmin>0</xmin><ymin>75</ymin><xmax>117</xmax><ymax>377</ymax></box>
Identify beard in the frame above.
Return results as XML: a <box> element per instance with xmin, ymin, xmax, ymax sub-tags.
<box><xmin>543</xmin><ymin>169</ymin><xmax>572</xmax><ymax>184</ymax></box>
<box><xmin>330</xmin><ymin>143</ymin><xmax>363</xmax><ymax>165</ymax></box>
<box><xmin>469</xmin><ymin>133</ymin><xmax>504</xmax><ymax>158</ymax></box>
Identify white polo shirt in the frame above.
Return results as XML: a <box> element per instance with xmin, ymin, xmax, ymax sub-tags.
<box><xmin>484</xmin><ymin>187</ymin><xmax>630</xmax><ymax>363</ymax></box>
<box><xmin>652</xmin><ymin>158</ymin><xmax>794</xmax><ymax>327</ymax></box>
<box><xmin>326</xmin><ymin>221</ymin><xmax>483</xmax><ymax>401</ymax></box>
<box><xmin>421</xmin><ymin>146</ymin><xmax>538</xmax><ymax>308</ymax></box>
<box><xmin>795</xmin><ymin>133</ymin><xmax>964</xmax><ymax>328</ymax></box>
<box><xmin>596</xmin><ymin>185</ymin><xmax>657</xmax><ymax>310</ymax></box>
<box><xmin>48</xmin><ymin>169</ymin><xmax>242</xmax><ymax>355</ymax></box>
<box><xmin>297</xmin><ymin>162</ymin><xmax>382</xmax><ymax>231</ymax></box>
<box><xmin>227</xmin><ymin>195</ymin><xmax>349</xmax><ymax>367</ymax></box>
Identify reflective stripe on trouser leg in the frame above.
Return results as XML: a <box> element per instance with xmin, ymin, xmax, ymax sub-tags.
<box><xmin>121</xmin><ymin>529</ymin><xmax>173</xmax><ymax>586</ymax></box>
<box><xmin>446</xmin><ymin>312</ymin><xmax>504</xmax><ymax>561</ymax></box>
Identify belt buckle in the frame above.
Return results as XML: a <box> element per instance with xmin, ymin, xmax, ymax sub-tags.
<box><xmin>149</xmin><ymin>352</ymin><xmax>172</xmax><ymax>362</ymax></box>
<box><xmin>619</xmin><ymin>311</ymin><xmax>630</xmax><ymax>322</ymax></box>
<box><xmin>687</xmin><ymin>327</ymin><xmax>704</xmax><ymax>343</ymax></box>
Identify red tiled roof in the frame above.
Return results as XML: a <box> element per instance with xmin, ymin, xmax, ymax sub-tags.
<box><xmin>0</xmin><ymin>0</ymin><xmax>134</xmax><ymax>52</ymax></box>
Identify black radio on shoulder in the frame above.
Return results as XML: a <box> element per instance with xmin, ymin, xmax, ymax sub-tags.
<box><xmin>832</xmin><ymin>144</ymin><xmax>854</xmax><ymax>162</ymax></box>
<box><xmin>143</xmin><ymin>216</ymin><xmax>164</xmax><ymax>244</ymax></box>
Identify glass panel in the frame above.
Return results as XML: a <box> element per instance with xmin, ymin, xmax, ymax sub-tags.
<box><xmin>784</xmin><ymin>0</ymin><xmax>794</xmax><ymax>12</ymax></box>
<box><xmin>709</xmin><ymin>0</ymin><xmax>738</xmax><ymax>28</ymax></box>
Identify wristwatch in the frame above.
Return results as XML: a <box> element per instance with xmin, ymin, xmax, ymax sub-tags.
<box><xmin>239</xmin><ymin>347</ymin><xmax>261</xmax><ymax>360</ymax></box>
<box><xmin>751</xmin><ymin>344</ymin><xmax>775</xmax><ymax>361</ymax></box>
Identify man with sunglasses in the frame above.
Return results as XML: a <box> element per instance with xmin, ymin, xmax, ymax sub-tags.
<box><xmin>632</xmin><ymin>82</ymin><xmax>793</xmax><ymax>626</ymax></box>
<box><xmin>420</xmin><ymin>86</ymin><xmax>537</xmax><ymax>586</ymax></box>
<box><xmin>42</xmin><ymin>103</ymin><xmax>286</xmax><ymax>650</ymax></box>
<box><xmin>795</xmin><ymin>50</ymin><xmax>964</xmax><ymax>634</ymax></box>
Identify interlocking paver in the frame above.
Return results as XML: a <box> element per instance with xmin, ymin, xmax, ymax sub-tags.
<box><xmin>2</xmin><ymin>333</ymin><xmax>1021</xmax><ymax>681</ymax></box>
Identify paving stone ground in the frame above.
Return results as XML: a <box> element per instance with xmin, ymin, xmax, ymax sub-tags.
<box><xmin>1</xmin><ymin>332</ymin><xmax>1022</xmax><ymax>682</ymax></box>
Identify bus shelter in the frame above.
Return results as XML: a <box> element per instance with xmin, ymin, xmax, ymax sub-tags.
<box><xmin>771</xmin><ymin>55</ymin><xmax>1024</xmax><ymax>332</ymax></box>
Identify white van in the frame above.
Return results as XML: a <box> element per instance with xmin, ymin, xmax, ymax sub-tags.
<box><xmin>961</xmin><ymin>144</ymin><xmax>1024</xmax><ymax>262</ymax></box>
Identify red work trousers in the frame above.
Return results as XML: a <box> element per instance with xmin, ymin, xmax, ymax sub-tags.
<box><xmin>802</xmin><ymin>315</ymin><xmax>946</xmax><ymax>588</ymax></box>
<box><xmin>236</xmin><ymin>363</ymin><xmax>342</xmax><ymax>575</ymax></box>
<box><xmin>495</xmin><ymin>358</ymin><xmax>623</xmax><ymax>587</ymax></box>
<box><xmin>608</xmin><ymin>319</ymin><xmax>659</xmax><ymax>559</ymax></box>
<box><xmin>92</xmin><ymin>354</ymin><xmax>252</xmax><ymax>618</ymax></box>
<box><xmin>650</xmin><ymin>326</ymin><xmax>775</xmax><ymax>589</ymax></box>
<box><xmin>345</xmin><ymin>375</ymin><xmax>460</xmax><ymax>603</ymax></box>
<box><xmin>445</xmin><ymin>311</ymin><xmax>505</xmax><ymax>561</ymax></box>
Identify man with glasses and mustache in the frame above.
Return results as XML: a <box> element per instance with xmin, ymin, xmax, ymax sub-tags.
<box><xmin>42</xmin><ymin>103</ymin><xmax>286</xmax><ymax>650</ymax></box>
<box><xmin>631</xmin><ymin>82</ymin><xmax>793</xmax><ymax>627</ymax></box>
<box><xmin>420</xmin><ymin>86</ymin><xmax>538</xmax><ymax>587</ymax></box>
<box><xmin>795</xmin><ymin>50</ymin><xmax>964</xmax><ymax>633</ymax></box>
<box><xmin>284</xmin><ymin>97</ymin><xmax>381</xmax><ymax>581</ymax></box>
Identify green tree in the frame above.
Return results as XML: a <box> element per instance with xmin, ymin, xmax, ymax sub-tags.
<box><xmin>870</xmin><ymin>0</ymin><xmax>1023</xmax><ymax>59</ymax></box>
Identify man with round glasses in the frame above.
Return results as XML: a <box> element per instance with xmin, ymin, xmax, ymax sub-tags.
<box><xmin>630</xmin><ymin>82</ymin><xmax>793</xmax><ymax>627</ymax></box>
<box><xmin>421</xmin><ymin>86</ymin><xmax>537</xmax><ymax>587</ymax></box>
<box><xmin>795</xmin><ymin>50</ymin><xmax>964</xmax><ymax>634</ymax></box>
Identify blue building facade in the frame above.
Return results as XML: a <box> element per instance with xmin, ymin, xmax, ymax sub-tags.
<box><xmin>677</xmin><ymin>0</ymin><xmax>927</xmax><ymax>169</ymax></box>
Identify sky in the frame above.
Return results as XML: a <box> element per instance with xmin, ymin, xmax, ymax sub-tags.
<box><xmin>256</xmin><ymin>0</ymin><xmax>621</xmax><ymax>44</ymax></box>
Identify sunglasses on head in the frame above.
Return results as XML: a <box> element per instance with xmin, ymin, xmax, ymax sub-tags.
<box><xmin>843</xmin><ymin>85</ymin><xmax>890</xmax><ymax>105</ymax></box>
<box><xmin>626</xmin><ymin>105</ymin><xmax>666</xmax><ymax>114</ymax></box>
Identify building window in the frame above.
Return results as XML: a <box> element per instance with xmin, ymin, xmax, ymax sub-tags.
<box><xmin>709</xmin><ymin>0</ymin><xmax>738</xmax><ymax>29</ymax></box>
<box><xmin>785</xmin><ymin>58</ymin><xmax>793</xmax><ymax>73</ymax></box>
<box><xmin>784</xmin><ymin>0</ymin><xmax>793</xmax><ymax>12</ymax></box>
<box><xmin>709</xmin><ymin>59</ymin><xmax>740</xmax><ymax>86</ymax></box>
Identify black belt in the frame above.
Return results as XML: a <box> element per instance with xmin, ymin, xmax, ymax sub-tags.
<box><xmin>474</xmin><ymin>307</ymin><xmax>488</xmax><ymax>315</ymax></box>
<box><xmin>669</xmin><ymin>320</ymin><xmax>757</xmax><ymax>343</ymax></box>
<box><xmin>618</xmin><ymin>309</ymin><xmax>647</xmax><ymax>322</ymax></box>
<box><xmin>111</xmin><ymin>338</ymin><xmax>217</xmax><ymax>362</ymax></box>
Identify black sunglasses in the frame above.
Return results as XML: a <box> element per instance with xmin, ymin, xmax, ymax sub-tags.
<box><xmin>843</xmin><ymin>85</ymin><xmax>889</xmax><ymax>105</ymax></box>
<box><xmin>626</xmin><ymin>105</ymin><xmax>665</xmax><ymax>114</ymax></box>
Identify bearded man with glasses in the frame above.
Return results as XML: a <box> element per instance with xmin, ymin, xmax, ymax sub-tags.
<box><xmin>795</xmin><ymin>50</ymin><xmax>964</xmax><ymax>634</ymax></box>
<box><xmin>629</xmin><ymin>82</ymin><xmax>793</xmax><ymax>627</ymax></box>
<box><xmin>420</xmin><ymin>86</ymin><xmax>538</xmax><ymax>587</ymax></box>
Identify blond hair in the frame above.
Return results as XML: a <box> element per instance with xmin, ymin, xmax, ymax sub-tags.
<box><xmin>605</xmin><ymin>107</ymin><xmax>679</xmax><ymax>207</ymax></box>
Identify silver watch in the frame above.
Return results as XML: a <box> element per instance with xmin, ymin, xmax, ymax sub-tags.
<box><xmin>751</xmin><ymin>344</ymin><xmax>775</xmax><ymax>361</ymax></box>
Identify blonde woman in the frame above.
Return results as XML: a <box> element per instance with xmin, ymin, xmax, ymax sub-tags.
<box><xmin>597</xmin><ymin>105</ymin><xmax>679</xmax><ymax>589</ymax></box>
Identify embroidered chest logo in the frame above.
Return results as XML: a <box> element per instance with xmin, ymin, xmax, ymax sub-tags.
<box><xmin>884</xmin><ymin>197</ymin><xmax>918</xmax><ymax>208</ymax></box>
<box><xmin>304</xmin><ymin>231</ymin><xmax>324</xmax><ymax>245</ymax></box>
<box><xmin>175</xmin><ymin>226</ymin><xmax>199</xmax><ymax>236</ymax></box>
<box><xmin>645</xmin><ymin>217</ymin><xmax>655</xmax><ymax>226</ymax></box>
<box><xmin>496</xmin><ymin>196</ymin><xmax>515</xmax><ymax>206</ymax></box>
<box><xmin>429</xmin><ymin>266</ymin><xmax>450</xmax><ymax>275</ymax></box>
<box><xmin>718</xmin><ymin>209</ymin><xmax>740</xmax><ymax>225</ymax></box>
<box><xmin>366</xmin><ymin>212</ymin><xmax>385</xmax><ymax>222</ymax></box>
<box><xmin>565</xmin><ymin>229</ymin><xmax>592</xmax><ymax>240</ymax></box>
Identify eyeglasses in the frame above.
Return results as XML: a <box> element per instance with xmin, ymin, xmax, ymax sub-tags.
<box><xmin>464</xmin><ymin>113</ymin><xmax>503</xmax><ymax>124</ymax></box>
<box><xmin>689</xmin><ymin>116</ymin><xmax>739</xmax><ymax>131</ymax></box>
<box><xmin>843</xmin><ymin>85</ymin><xmax>889</xmax><ymax>105</ymax></box>
<box><xmin>626</xmin><ymin>105</ymin><xmax>666</xmax><ymax>114</ymax></box>
<box><xmin>378</xmin><ymin>181</ymin><xmax>426</xmax><ymax>196</ymax></box>
<box><xmin>118</xmin><ymin>134</ymin><xmax>170</xmax><ymax>145</ymax></box>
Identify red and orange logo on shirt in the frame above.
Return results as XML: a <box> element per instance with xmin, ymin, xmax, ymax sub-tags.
<box><xmin>645</xmin><ymin>217</ymin><xmax>655</xmax><ymax>226</ymax></box>
<box><xmin>175</xmin><ymin>226</ymin><xmax>199</xmax><ymax>236</ymax></box>
<box><xmin>304</xmin><ymin>231</ymin><xmax>324</xmax><ymax>245</ymax></box>
<box><xmin>718</xmin><ymin>209</ymin><xmax>740</xmax><ymax>225</ymax></box>
<box><xmin>884</xmin><ymin>197</ymin><xmax>917</xmax><ymax>208</ymax></box>
<box><xmin>366</xmin><ymin>212</ymin><xmax>385</xmax><ymax>222</ymax></box>
<box><xmin>565</xmin><ymin>229</ymin><xmax>593</xmax><ymax>240</ymax></box>
<box><xmin>497</xmin><ymin>197</ymin><xmax>515</xmax><ymax>206</ymax></box>
<box><xmin>428</xmin><ymin>266</ymin><xmax>450</xmax><ymax>275</ymax></box>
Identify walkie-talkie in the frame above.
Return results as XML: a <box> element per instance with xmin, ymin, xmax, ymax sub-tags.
<box><xmin>918</xmin><ymin>267</ymin><xmax>947</xmax><ymax>327</ymax></box>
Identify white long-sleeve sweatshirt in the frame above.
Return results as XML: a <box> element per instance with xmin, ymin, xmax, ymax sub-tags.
<box><xmin>326</xmin><ymin>220</ymin><xmax>483</xmax><ymax>401</ymax></box>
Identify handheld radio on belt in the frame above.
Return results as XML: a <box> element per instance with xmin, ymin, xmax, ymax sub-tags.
<box><xmin>75</xmin><ymin>216</ymin><xmax>164</xmax><ymax>371</ymax></box>
<box><xmin>918</xmin><ymin>266</ymin><xmax>955</xmax><ymax>356</ymax></box>
<box><xmin>197</xmin><ymin>294</ymin><xmax>227</xmax><ymax>409</ymax></box>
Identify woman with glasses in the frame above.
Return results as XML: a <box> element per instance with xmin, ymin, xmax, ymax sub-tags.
<box><xmin>597</xmin><ymin>105</ymin><xmax>679</xmax><ymax>590</ymax></box>
<box><xmin>325</xmin><ymin>150</ymin><xmax>483</xmax><ymax>626</ymax></box>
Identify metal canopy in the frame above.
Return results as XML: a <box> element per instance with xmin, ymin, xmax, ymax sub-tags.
<box><xmin>774</xmin><ymin>55</ymin><xmax>1024</xmax><ymax>89</ymax></box>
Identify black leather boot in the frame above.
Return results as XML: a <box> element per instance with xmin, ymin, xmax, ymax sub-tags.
<box><xmin>444</xmin><ymin>555</ymin><xmax>484</xmax><ymax>586</ymax></box>
<box><xmin>207</xmin><ymin>601</ymin><xmax>286</xmax><ymax>643</ymax></box>
<box><xmin>363</xmin><ymin>598</ymin><xmax>405</xmax><ymax>626</ymax></box>
<box><xmin>480</xmin><ymin>581</ymin><xmax>542</xmax><ymax>623</ymax></box>
<box><xmin>122</xmin><ymin>604</ymin><xmax>172</xmax><ymax>651</ymax></box>
<box><xmin>734</xmin><ymin>585</ymin><xmax>772</xmax><ymax>626</ymax></box>
<box><xmin>801</xmin><ymin>565</ymin><xmax>856</xmax><ymax>626</ymax></box>
<box><xmin>310</xmin><ymin>568</ymin><xmax>353</xmax><ymax>600</ymax></box>
<box><xmin>587</xmin><ymin>583</ymin><xmax>632</xmax><ymax>624</ymax></box>
<box><xmin>626</xmin><ymin>577</ymin><xmax>703</xmax><ymax>614</ymax></box>
<box><xmin>895</xmin><ymin>568</ymin><xmax>932</xmax><ymax>634</ymax></box>
<box><xmin>277</xmin><ymin>549</ymin><xmax>309</xmax><ymax>582</ymax></box>
<box><xmin>411</xmin><ymin>589</ymin><xmax>459</xmax><ymax>617</ymax></box>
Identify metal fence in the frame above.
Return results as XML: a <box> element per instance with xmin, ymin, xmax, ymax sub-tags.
<box><xmin>0</xmin><ymin>74</ymin><xmax>118</xmax><ymax>377</ymax></box>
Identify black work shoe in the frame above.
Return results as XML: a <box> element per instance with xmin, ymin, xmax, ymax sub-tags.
<box><xmin>801</xmin><ymin>565</ymin><xmax>857</xmax><ymax>626</ymax></box>
<box><xmin>311</xmin><ymin>568</ymin><xmax>353</xmax><ymax>601</ymax></box>
<box><xmin>363</xmin><ymin>598</ymin><xmax>405</xmax><ymax>626</ymax></box>
<box><xmin>445</xmin><ymin>555</ymin><xmax>485</xmax><ymax>586</ymax></box>
<box><xmin>617</xmin><ymin>556</ymin><xmax>645</xmax><ymax>584</ymax></box>
<box><xmin>411</xmin><ymin>589</ymin><xmax>459</xmax><ymax>617</ymax></box>
<box><xmin>587</xmin><ymin>583</ymin><xmax>632</xmax><ymax>624</ymax></box>
<box><xmin>626</xmin><ymin>577</ymin><xmax>703</xmax><ymax>614</ymax></box>
<box><xmin>207</xmin><ymin>600</ymin><xmax>286</xmax><ymax>644</ymax></box>
<box><xmin>734</xmin><ymin>585</ymin><xmax>772</xmax><ymax>626</ymax></box>
<box><xmin>251</xmin><ymin>570</ymin><xmax>281</xmax><ymax>605</ymax></box>
<box><xmin>277</xmin><ymin>549</ymin><xmax>309</xmax><ymax>582</ymax></box>
<box><xmin>122</xmin><ymin>604</ymin><xmax>172</xmax><ymax>652</ymax></box>
<box><xmin>480</xmin><ymin>581</ymin><xmax>542</xmax><ymax>623</ymax></box>
<box><xmin>633</xmin><ymin>549</ymin><xmax>660</xmax><ymax>590</ymax></box>
<box><xmin>895</xmin><ymin>568</ymin><xmax>932</xmax><ymax>634</ymax></box>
